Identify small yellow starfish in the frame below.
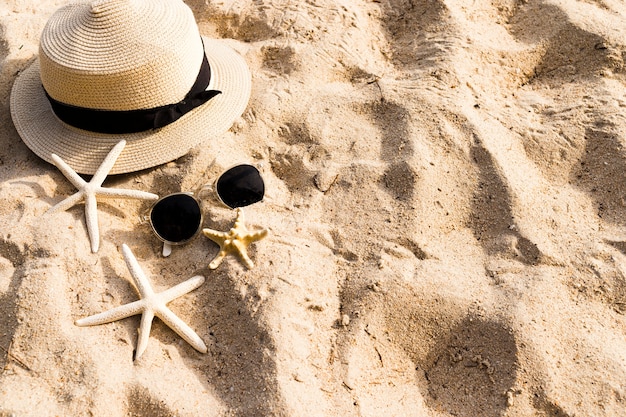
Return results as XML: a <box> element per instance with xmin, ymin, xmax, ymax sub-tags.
<box><xmin>202</xmin><ymin>208</ymin><xmax>268</xmax><ymax>269</ymax></box>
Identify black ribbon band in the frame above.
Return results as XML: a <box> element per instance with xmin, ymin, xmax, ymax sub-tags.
<box><xmin>44</xmin><ymin>52</ymin><xmax>221</xmax><ymax>134</ymax></box>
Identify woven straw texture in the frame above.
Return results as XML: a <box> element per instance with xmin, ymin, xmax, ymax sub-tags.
<box><xmin>10</xmin><ymin>0</ymin><xmax>251</xmax><ymax>175</ymax></box>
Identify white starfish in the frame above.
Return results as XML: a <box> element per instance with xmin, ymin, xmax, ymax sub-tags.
<box><xmin>48</xmin><ymin>140</ymin><xmax>159</xmax><ymax>253</ymax></box>
<box><xmin>75</xmin><ymin>244</ymin><xmax>208</xmax><ymax>360</ymax></box>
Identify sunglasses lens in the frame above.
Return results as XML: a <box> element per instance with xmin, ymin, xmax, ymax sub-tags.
<box><xmin>150</xmin><ymin>194</ymin><xmax>202</xmax><ymax>244</ymax></box>
<box><xmin>216</xmin><ymin>164</ymin><xmax>265</xmax><ymax>208</ymax></box>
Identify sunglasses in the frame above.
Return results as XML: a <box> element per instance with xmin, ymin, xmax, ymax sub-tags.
<box><xmin>148</xmin><ymin>164</ymin><xmax>265</xmax><ymax>255</ymax></box>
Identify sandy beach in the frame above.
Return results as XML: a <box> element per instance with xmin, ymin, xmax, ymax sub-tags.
<box><xmin>1</xmin><ymin>0</ymin><xmax>626</xmax><ymax>415</ymax></box>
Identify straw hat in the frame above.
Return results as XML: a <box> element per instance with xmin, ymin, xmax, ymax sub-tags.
<box><xmin>10</xmin><ymin>0</ymin><xmax>251</xmax><ymax>175</ymax></box>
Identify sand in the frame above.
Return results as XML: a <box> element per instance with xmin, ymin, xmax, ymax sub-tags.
<box><xmin>1</xmin><ymin>0</ymin><xmax>626</xmax><ymax>416</ymax></box>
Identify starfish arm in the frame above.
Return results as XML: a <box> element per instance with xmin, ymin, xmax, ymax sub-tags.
<box><xmin>247</xmin><ymin>228</ymin><xmax>269</xmax><ymax>242</ymax></box>
<box><xmin>92</xmin><ymin>140</ymin><xmax>127</xmax><ymax>186</ymax></box>
<box><xmin>94</xmin><ymin>187</ymin><xmax>159</xmax><ymax>201</ymax></box>
<box><xmin>75</xmin><ymin>299</ymin><xmax>145</xmax><ymax>326</ymax></box>
<box><xmin>202</xmin><ymin>229</ymin><xmax>231</xmax><ymax>241</ymax></box>
<box><xmin>233</xmin><ymin>207</ymin><xmax>246</xmax><ymax>226</ymax></box>
<box><xmin>232</xmin><ymin>239</ymin><xmax>255</xmax><ymax>269</ymax></box>
<box><xmin>122</xmin><ymin>244</ymin><xmax>155</xmax><ymax>298</ymax></box>
<box><xmin>97</xmin><ymin>187</ymin><xmax>159</xmax><ymax>200</ymax></box>
<box><xmin>47</xmin><ymin>191</ymin><xmax>84</xmax><ymax>214</ymax></box>
<box><xmin>51</xmin><ymin>153</ymin><xmax>87</xmax><ymax>189</ymax></box>
<box><xmin>159</xmin><ymin>275</ymin><xmax>205</xmax><ymax>304</ymax></box>
<box><xmin>209</xmin><ymin>250</ymin><xmax>227</xmax><ymax>270</ymax></box>
<box><xmin>155</xmin><ymin>306</ymin><xmax>208</xmax><ymax>353</ymax></box>
<box><xmin>134</xmin><ymin>309</ymin><xmax>155</xmax><ymax>360</ymax></box>
<box><xmin>84</xmin><ymin>192</ymin><xmax>100</xmax><ymax>253</ymax></box>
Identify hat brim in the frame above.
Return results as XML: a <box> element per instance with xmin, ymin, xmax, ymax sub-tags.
<box><xmin>10</xmin><ymin>37</ymin><xmax>251</xmax><ymax>175</ymax></box>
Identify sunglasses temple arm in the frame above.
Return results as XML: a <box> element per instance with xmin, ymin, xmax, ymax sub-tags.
<box><xmin>162</xmin><ymin>242</ymin><xmax>172</xmax><ymax>257</ymax></box>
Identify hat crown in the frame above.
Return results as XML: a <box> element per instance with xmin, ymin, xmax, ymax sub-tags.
<box><xmin>89</xmin><ymin>0</ymin><xmax>128</xmax><ymax>14</ymax></box>
<box><xmin>39</xmin><ymin>0</ymin><xmax>204</xmax><ymax>111</ymax></box>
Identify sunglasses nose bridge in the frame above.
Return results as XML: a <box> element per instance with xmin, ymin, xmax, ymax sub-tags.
<box><xmin>195</xmin><ymin>183</ymin><xmax>215</xmax><ymax>201</ymax></box>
